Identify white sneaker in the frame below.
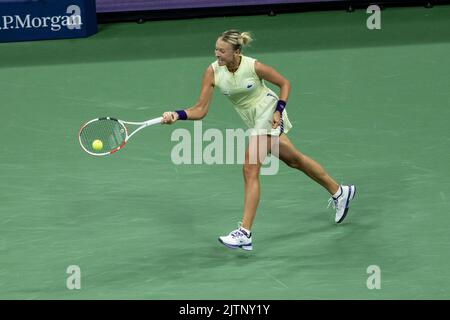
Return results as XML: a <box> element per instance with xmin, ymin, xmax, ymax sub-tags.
<box><xmin>218</xmin><ymin>228</ymin><xmax>253</xmax><ymax>251</ymax></box>
<box><xmin>328</xmin><ymin>185</ymin><xmax>356</xmax><ymax>223</ymax></box>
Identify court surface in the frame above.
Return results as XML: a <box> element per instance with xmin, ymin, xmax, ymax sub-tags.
<box><xmin>1</xmin><ymin>5</ymin><xmax>449</xmax><ymax>299</ymax></box>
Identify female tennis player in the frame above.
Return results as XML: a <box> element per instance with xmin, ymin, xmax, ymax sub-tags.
<box><xmin>162</xmin><ymin>30</ymin><xmax>356</xmax><ymax>251</ymax></box>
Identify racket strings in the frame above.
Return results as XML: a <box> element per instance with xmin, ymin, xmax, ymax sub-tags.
<box><xmin>80</xmin><ymin>119</ymin><xmax>126</xmax><ymax>154</ymax></box>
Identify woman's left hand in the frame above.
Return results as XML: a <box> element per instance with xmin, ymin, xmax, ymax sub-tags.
<box><xmin>272</xmin><ymin>111</ymin><xmax>281</xmax><ymax>129</ymax></box>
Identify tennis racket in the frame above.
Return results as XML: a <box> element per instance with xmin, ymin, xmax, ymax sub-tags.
<box><xmin>78</xmin><ymin>116</ymin><xmax>163</xmax><ymax>156</ymax></box>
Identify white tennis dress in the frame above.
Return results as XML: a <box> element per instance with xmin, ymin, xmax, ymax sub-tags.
<box><xmin>211</xmin><ymin>55</ymin><xmax>292</xmax><ymax>136</ymax></box>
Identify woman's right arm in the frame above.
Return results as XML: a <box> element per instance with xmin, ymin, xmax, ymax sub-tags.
<box><xmin>162</xmin><ymin>66</ymin><xmax>215</xmax><ymax>124</ymax></box>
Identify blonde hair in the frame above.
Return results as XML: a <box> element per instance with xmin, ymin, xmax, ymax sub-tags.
<box><xmin>220</xmin><ymin>30</ymin><xmax>253</xmax><ymax>51</ymax></box>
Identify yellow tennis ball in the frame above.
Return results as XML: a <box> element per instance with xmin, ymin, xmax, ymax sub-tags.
<box><xmin>92</xmin><ymin>139</ymin><xmax>103</xmax><ymax>151</ymax></box>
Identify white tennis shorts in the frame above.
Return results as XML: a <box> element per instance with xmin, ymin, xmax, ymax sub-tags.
<box><xmin>234</xmin><ymin>92</ymin><xmax>293</xmax><ymax>136</ymax></box>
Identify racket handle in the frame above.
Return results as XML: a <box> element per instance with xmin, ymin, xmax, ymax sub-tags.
<box><xmin>145</xmin><ymin>117</ymin><xmax>163</xmax><ymax>126</ymax></box>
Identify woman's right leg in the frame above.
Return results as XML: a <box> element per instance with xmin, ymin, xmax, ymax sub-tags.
<box><xmin>218</xmin><ymin>134</ymin><xmax>271</xmax><ymax>251</ymax></box>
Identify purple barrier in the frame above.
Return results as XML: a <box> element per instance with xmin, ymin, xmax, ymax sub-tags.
<box><xmin>96</xmin><ymin>0</ymin><xmax>340</xmax><ymax>13</ymax></box>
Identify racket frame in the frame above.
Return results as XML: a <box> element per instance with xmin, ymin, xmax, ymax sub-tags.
<box><xmin>78</xmin><ymin>116</ymin><xmax>163</xmax><ymax>156</ymax></box>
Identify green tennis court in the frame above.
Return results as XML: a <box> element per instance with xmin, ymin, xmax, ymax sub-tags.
<box><xmin>1</xmin><ymin>5</ymin><xmax>449</xmax><ymax>299</ymax></box>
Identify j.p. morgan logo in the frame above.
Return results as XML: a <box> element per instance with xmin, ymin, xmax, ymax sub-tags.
<box><xmin>0</xmin><ymin>5</ymin><xmax>83</xmax><ymax>32</ymax></box>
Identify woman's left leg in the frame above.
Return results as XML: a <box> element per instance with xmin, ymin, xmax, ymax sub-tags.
<box><xmin>277</xmin><ymin>134</ymin><xmax>339</xmax><ymax>194</ymax></box>
<box><xmin>276</xmin><ymin>134</ymin><xmax>356</xmax><ymax>223</ymax></box>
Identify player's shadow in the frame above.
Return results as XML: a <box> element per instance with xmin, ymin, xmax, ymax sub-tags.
<box><xmin>1</xmin><ymin>5</ymin><xmax>449</xmax><ymax>69</ymax></box>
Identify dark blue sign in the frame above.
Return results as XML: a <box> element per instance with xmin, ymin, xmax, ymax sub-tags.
<box><xmin>0</xmin><ymin>0</ymin><xmax>97</xmax><ymax>42</ymax></box>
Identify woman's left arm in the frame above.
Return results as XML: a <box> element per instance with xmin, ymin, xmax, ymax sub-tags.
<box><xmin>254</xmin><ymin>61</ymin><xmax>291</xmax><ymax>102</ymax></box>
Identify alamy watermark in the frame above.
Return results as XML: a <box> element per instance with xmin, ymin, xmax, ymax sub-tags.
<box><xmin>66</xmin><ymin>265</ymin><xmax>81</xmax><ymax>290</ymax></box>
<box><xmin>366</xmin><ymin>5</ymin><xmax>381</xmax><ymax>30</ymax></box>
<box><xmin>170</xmin><ymin>121</ymin><xmax>280</xmax><ymax>175</ymax></box>
<box><xmin>366</xmin><ymin>265</ymin><xmax>381</xmax><ymax>289</ymax></box>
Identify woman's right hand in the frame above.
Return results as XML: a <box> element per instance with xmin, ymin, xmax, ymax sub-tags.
<box><xmin>162</xmin><ymin>111</ymin><xmax>178</xmax><ymax>125</ymax></box>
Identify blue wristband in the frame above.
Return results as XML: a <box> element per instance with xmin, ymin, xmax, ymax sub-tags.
<box><xmin>175</xmin><ymin>110</ymin><xmax>188</xmax><ymax>120</ymax></box>
<box><xmin>275</xmin><ymin>100</ymin><xmax>286</xmax><ymax>114</ymax></box>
